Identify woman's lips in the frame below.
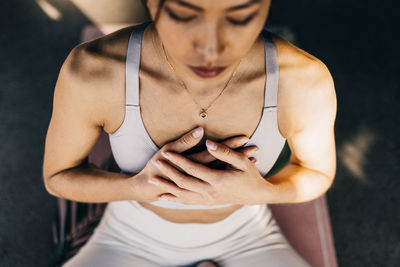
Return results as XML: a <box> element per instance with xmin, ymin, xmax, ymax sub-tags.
<box><xmin>189</xmin><ymin>66</ymin><xmax>227</xmax><ymax>78</ymax></box>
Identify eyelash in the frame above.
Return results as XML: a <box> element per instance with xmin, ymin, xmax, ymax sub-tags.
<box><xmin>165</xmin><ymin>9</ymin><xmax>256</xmax><ymax>26</ymax></box>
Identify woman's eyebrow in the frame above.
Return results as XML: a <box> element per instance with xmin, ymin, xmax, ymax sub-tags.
<box><xmin>169</xmin><ymin>0</ymin><xmax>261</xmax><ymax>12</ymax></box>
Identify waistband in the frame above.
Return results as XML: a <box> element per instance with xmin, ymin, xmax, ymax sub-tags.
<box><xmin>103</xmin><ymin>200</ymin><xmax>270</xmax><ymax>248</ymax></box>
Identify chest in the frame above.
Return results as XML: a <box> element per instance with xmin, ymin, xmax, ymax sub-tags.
<box><xmin>138</xmin><ymin>75</ymin><xmax>283</xmax><ymax>149</ymax></box>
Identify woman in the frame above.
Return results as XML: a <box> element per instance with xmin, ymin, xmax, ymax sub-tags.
<box><xmin>43</xmin><ymin>0</ymin><xmax>337</xmax><ymax>266</ymax></box>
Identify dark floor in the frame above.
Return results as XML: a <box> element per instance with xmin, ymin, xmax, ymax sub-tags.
<box><xmin>1</xmin><ymin>0</ymin><xmax>399</xmax><ymax>266</ymax></box>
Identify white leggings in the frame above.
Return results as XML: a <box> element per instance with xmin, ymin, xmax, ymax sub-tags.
<box><xmin>63</xmin><ymin>201</ymin><xmax>311</xmax><ymax>267</ymax></box>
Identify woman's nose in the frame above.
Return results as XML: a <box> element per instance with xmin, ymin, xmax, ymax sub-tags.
<box><xmin>195</xmin><ymin>28</ymin><xmax>224</xmax><ymax>62</ymax></box>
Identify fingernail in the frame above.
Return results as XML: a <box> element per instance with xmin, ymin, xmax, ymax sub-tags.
<box><xmin>254</xmin><ymin>148</ymin><xmax>260</xmax><ymax>154</ymax></box>
<box><xmin>206</xmin><ymin>139</ymin><xmax>217</xmax><ymax>150</ymax></box>
<box><xmin>151</xmin><ymin>158</ymin><xmax>162</xmax><ymax>167</ymax></box>
<box><xmin>242</xmin><ymin>137</ymin><xmax>250</xmax><ymax>143</ymax></box>
<box><xmin>158</xmin><ymin>197</ymin><xmax>169</xmax><ymax>201</ymax></box>
<box><xmin>192</xmin><ymin>127</ymin><xmax>204</xmax><ymax>138</ymax></box>
<box><xmin>148</xmin><ymin>179</ymin><xmax>159</xmax><ymax>185</ymax></box>
<box><xmin>161</xmin><ymin>151</ymin><xmax>171</xmax><ymax>159</ymax></box>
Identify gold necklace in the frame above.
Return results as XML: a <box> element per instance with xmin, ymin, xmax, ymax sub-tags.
<box><xmin>160</xmin><ymin>41</ymin><xmax>241</xmax><ymax>119</ymax></box>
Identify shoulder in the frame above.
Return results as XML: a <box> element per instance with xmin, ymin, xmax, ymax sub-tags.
<box><xmin>57</xmin><ymin>25</ymin><xmax>138</xmax><ymax>128</ymax></box>
<box><xmin>65</xmin><ymin>25</ymin><xmax>136</xmax><ymax>82</ymax></box>
<box><xmin>269</xmin><ymin>32</ymin><xmax>336</xmax><ymax>138</ymax></box>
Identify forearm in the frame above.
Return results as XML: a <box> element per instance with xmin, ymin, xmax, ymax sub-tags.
<box><xmin>44</xmin><ymin>162</ymin><xmax>138</xmax><ymax>203</ymax></box>
<box><xmin>261</xmin><ymin>162</ymin><xmax>332</xmax><ymax>204</ymax></box>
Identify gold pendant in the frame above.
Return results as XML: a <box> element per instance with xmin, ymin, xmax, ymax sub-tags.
<box><xmin>199</xmin><ymin>110</ymin><xmax>207</xmax><ymax>119</ymax></box>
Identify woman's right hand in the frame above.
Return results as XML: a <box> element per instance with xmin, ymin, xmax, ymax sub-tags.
<box><xmin>126</xmin><ymin>127</ymin><xmax>259</xmax><ymax>202</ymax></box>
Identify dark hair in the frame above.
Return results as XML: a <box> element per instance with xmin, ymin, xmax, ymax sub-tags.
<box><xmin>140</xmin><ymin>0</ymin><xmax>166</xmax><ymax>25</ymax></box>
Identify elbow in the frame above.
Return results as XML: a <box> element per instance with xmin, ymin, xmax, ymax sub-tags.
<box><xmin>42</xmin><ymin>163</ymin><xmax>69</xmax><ymax>198</ymax></box>
<box><xmin>316</xmin><ymin>174</ymin><xmax>335</xmax><ymax>200</ymax></box>
<box><xmin>323</xmin><ymin>170</ymin><xmax>335</xmax><ymax>191</ymax></box>
<box><xmin>44</xmin><ymin>183</ymin><xmax>60</xmax><ymax>198</ymax></box>
<box><xmin>298</xmin><ymin>173</ymin><xmax>334</xmax><ymax>203</ymax></box>
<box><xmin>43</xmin><ymin>173</ymin><xmax>62</xmax><ymax>198</ymax></box>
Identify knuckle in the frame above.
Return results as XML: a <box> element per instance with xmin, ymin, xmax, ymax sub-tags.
<box><xmin>221</xmin><ymin>146</ymin><xmax>230</xmax><ymax>155</ymax></box>
<box><xmin>186</xmin><ymin>166</ymin><xmax>198</xmax><ymax>176</ymax></box>
<box><xmin>180</xmin><ymin>134</ymin><xmax>192</xmax><ymax>145</ymax></box>
<box><xmin>172</xmin><ymin>175</ymin><xmax>185</xmax><ymax>187</ymax></box>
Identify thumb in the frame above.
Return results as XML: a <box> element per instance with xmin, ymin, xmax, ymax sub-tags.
<box><xmin>169</xmin><ymin>126</ymin><xmax>204</xmax><ymax>153</ymax></box>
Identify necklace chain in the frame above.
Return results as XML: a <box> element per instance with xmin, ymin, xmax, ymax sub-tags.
<box><xmin>159</xmin><ymin>39</ymin><xmax>241</xmax><ymax>119</ymax></box>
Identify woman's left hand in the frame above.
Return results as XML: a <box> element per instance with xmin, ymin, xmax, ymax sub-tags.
<box><xmin>150</xmin><ymin>139</ymin><xmax>274</xmax><ymax>206</ymax></box>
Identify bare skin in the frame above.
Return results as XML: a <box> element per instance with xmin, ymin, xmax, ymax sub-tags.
<box><xmin>43</xmin><ymin>1</ymin><xmax>336</xmax><ymax>226</ymax></box>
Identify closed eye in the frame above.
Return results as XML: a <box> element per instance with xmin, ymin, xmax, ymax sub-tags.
<box><xmin>165</xmin><ymin>7</ymin><xmax>196</xmax><ymax>22</ymax></box>
<box><xmin>228</xmin><ymin>15</ymin><xmax>255</xmax><ymax>25</ymax></box>
<box><xmin>228</xmin><ymin>10</ymin><xmax>259</xmax><ymax>25</ymax></box>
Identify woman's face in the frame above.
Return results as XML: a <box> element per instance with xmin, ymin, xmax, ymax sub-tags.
<box><xmin>147</xmin><ymin>0</ymin><xmax>271</xmax><ymax>82</ymax></box>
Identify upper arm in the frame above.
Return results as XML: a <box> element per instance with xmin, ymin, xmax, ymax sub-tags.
<box><xmin>42</xmin><ymin>46</ymin><xmax>106</xmax><ymax>186</ymax></box>
<box><xmin>287</xmin><ymin>61</ymin><xmax>337</xmax><ymax>184</ymax></box>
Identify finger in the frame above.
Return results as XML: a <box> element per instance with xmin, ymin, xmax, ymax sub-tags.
<box><xmin>159</xmin><ymin>192</ymin><xmax>198</xmax><ymax>204</ymax></box>
<box><xmin>152</xmin><ymin>158</ymin><xmax>209</xmax><ymax>193</ymax></box>
<box><xmin>222</xmin><ymin>135</ymin><xmax>250</xmax><ymax>147</ymax></box>
<box><xmin>148</xmin><ymin>176</ymin><xmax>190</xmax><ymax>199</ymax></box>
<box><xmin>205</xmin><ymin>139</ymin><xmax>248</xmax><ymax>171</ymax></box>
<box><xmin>184</xmin><ymin>151</ymin><xmax>213</xmax><ymax>163</ymax></box>
<box><xmin>237</xmin><ymin>146</ymin><xmax>260</xmax><ymax>158</ymax></box>
<box><xmin>158</xmin><ymin>193</ymin><xmax>179</xmax><ymax>202</ymax></box>
<box><xmin>187</xmin><ymin>144</ymin><xmax>258</xmax><ymax>165</ymax></box>
<box><xmin>160</xmin><ymin>151</ymin><xmax>220</xmax><ymax>184</ymax></box>
<box><xmin>166</xmin><ymin>126</ymin><xmax>204</xmax><ymax>153</ymax></box>
<box><xmin>186</xmin><ymin>136</ymin><xmax>250</xmax><ymax>163</ymax></box>
<box><xmin>158</xmin><ymin>193</ymin><xmax>199</xmax><ymax>205</ymax></box>
<box><xmin>159</xmin><ymin>193</ymin><xmax>176</xmax><ymax>199</ymax></box>
<box><xmin>226</xmin><ymin>157</ymin><xmax>257</xmax><ymax>170</ymax></box>
<box><xmin>249</xmin><ymin>157</ymin><xmax>258</xmax><ymax>164</ymax></box>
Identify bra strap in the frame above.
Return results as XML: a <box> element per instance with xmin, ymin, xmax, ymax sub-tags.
<box><xmin>125</xmin><ymin>21</ymin><xmax>151</xmax><ymax>106</ymax></box>
<box><xmin>261</xmin><ymin>28</ymin><xmax>279</xmax><ymax>108</ymax></box>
